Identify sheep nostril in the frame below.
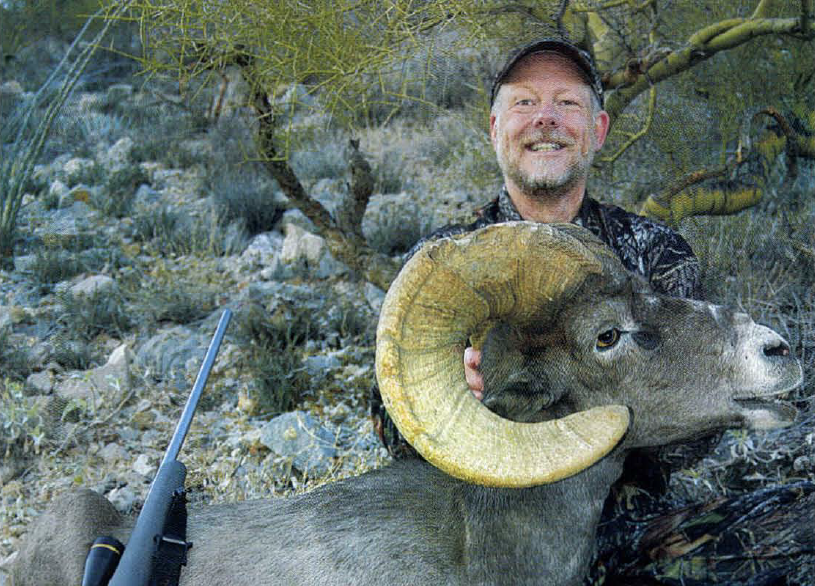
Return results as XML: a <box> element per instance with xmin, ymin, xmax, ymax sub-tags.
<box><xmin>764</xmin><ymin>341</ymin><xmax>790</xmax><ymax>358</ymax></box>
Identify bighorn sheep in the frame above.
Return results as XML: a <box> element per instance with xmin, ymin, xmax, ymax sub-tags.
<box><xmin>11</xmin><ymin>223</ymin><xmax>802</xmax><ymax>586</ymax></box>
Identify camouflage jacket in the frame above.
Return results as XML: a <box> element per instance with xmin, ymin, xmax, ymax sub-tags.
<box><xmin>406</xmin><ymin>188</ymin><xmax>703</xmax><ymax>299</ymax></box>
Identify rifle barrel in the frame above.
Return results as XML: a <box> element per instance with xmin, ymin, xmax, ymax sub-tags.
<box><xmin>162</xmin><ymin>308</ymin><xmax>232</xmax><ymax>466</ymax></box>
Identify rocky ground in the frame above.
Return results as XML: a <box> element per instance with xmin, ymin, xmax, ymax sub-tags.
<box><xmin>1</xmin><ymin>34</ymin><xmax>814</xmax><ymax>585</ymax></box>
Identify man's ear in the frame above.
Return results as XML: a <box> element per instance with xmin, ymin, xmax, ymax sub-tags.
<box><xmin>593</xmin><ymin>110</ymin><xmax>610</xmax><ymax>150</ymax></box>
<box><xmin>489</xmin><ymin>112</ymin><xmax>499</xmax><ymax>149</ymax></box>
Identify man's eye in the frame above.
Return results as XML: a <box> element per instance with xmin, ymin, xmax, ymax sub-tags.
<box><xmin>515</xmin><ymin>99</ymin><xmax>534</xmax><ymax>106</ymax></box>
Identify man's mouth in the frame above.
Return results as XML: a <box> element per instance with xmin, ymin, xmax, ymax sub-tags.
<box><xmin>527</xmin><ymin>141</ymin><xmax>566</xmax><ymax>152</ymax></box>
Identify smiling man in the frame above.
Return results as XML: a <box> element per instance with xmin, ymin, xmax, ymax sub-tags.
<box><xmin>373</xmin><ymin>37</ymin><xmax>703</xmax><ymax>441</ymax></box>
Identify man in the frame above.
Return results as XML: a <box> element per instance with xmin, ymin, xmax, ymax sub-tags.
<box><xmin>373</xmin><ymin>38</ymin><xmax>702</xmax><ymax>445</ymax></box>
<box><xmin>370</xmin><ymin>38</ymin><xmax>706</xmax><ymax>582</ymax></box>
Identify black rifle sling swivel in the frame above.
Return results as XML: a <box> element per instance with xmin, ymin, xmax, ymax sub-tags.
<box><xmin>151</xmin><ymin>488</ymin><xmax>191</xmax><ymax>586</ymax></box>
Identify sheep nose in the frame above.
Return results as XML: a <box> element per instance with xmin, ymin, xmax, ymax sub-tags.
<box><xmin>764</xmin><ymin>339</ymin><xmax>790</xmax><ymax>358</ymax></box>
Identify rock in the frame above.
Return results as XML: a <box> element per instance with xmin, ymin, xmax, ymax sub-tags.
<box><xmin>364</xmin><ymin>282</ymin><xmax>386</xmax><ymax>314</ymax></box>
<box><xmin>136</xmin><ymin>326</ymin><xmax>208</xmax><ymax>384</ymax></box>
<box><xmin>107</xmin><ymin>485</ymin><xmax>137</xmax><ymax>513</ymax></box>
<box><xmin>25</xmin><ymin>371</ymin><xmax>54</xmax><ymax>396</ymax></box>
<box><xmin>211</xmin><ymin>66</ymin><xmax>251</xmax><ymax>118</ymax></box>
<box><xmin>280</xmin><ymin>223</ymin><xmax>346</xmax><ymax>279</ymax></box>
<box><xmin>279</xmin><ymin>208</ymin><xmax>316</xmax><ymax>232</ymax></box>
<box><xmin>0</xmin><ymin>80</ymin><xmax>24</xmax><ymax>118</ymax></box>
<box><xmin>259</xmin><ymin>411</ymin><xmax>337</xmax><ymax>477</ymax></box>
<box><xmin>62</xmin><ymin>157</ymin><xmax>98</xmax><ymax>186</ymax></box>
<box><xmin>36</xmin><ymin>202</ymin><xmax>96</xmax><ymax>248</ymax></box>
<box><xmin>69</xmin><ymin>274</ymin><xmax>117</xmax><ymax>298</ymax></box>
<box><xmin>303</xmin><ymin>354</ymin><xmax>342</xmax><ymax>377</ymax></box>
<box><xmin>0</xmin><ymin>305</ymin><xmax>31</xmax><ymax>328</ymax></box>
<box><xmin>54</xmin><ymin>344</ymin><xmax>132</xmax><ymax>403</ymax></box>
<box><xmin>106</xmin><ymin>83</ymin><xmax>134</xmax><ymax>104</ymax></box>
<box><xmin>99</xmin><ymin>442</ymin><xmax>129</xmax><ymax>464</ymax></box>
<box><xmin>132</xmin><ymin>453</ymin><xmax>157</xmax><ymax>477</ymax></box>
<box><xmin>98</xmin><ymin>136</ymin><xmax>135</xmax><ymax>172</ymax></box>
<box><xmin>133</xmin><ymin>184</ymin><xmax>161</xmax><ymax>206</ymax></box>
<box><xmin>0</xmin><ymin>80</ymin><xmax>24</xmax><ymax>97</ymax></box>
<box><xmin>47</xmin><ymin>179</ymin><xmax>69</xmax><ymax>203</ymax></box>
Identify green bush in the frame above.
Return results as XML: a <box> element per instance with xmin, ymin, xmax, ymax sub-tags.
<box><xmin>364</xmin><ymin>198</ymin><xmax>430</xmax><ymax>256</ymax></box>
<box><xmin>209</xmin><ymin>166</ymin><xmax>286</xmax><ymax>235</ymax></box>
<box><xmin>131</xmin><ymin>279</ymin><xmax>217</xmax><ymax>326</ymax></box>
<box><xmin>28</xmin><ymin>247</ymin><xmax>86</xmax><ymax>288</ymax></box>
<box><xmin>0</xmin><ymin>329</ymin><xmax>31</xmax><ymax>382</ymax></box>
<box><xmin>56</xmin><ymin>289</ymin><xmax>132</xmax><ymax>342</ymax></box>
<box><xmin>91</xmin><ymin>164</ymin><xmax>148</xmax><ymax>217</ymax></box>
<box><xmin>244</xmin><ymin>346</ymin><xmax>311</xmax><ymax>416</ymax></box>
<box><xmin>0</xmin><ymin>380</ymin><xmax>46</xmax><ymax>459</ymax></box>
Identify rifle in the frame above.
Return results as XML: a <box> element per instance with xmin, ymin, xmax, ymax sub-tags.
<box><xmin>82</xmin><ymin>309</ymin><xmax>232</xmax><ymax>586</ymax></box>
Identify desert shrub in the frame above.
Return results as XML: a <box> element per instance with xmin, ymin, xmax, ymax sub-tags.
<box><xmin>131</xmin><ymin>204</ymin><xmax>180</xmax><ymax>243</ymax></box>
<box><xmin>56</xmin><ymin>289</ymin><xmax>132</xmax><ymax>342</ymax></box>
<box><xmin>324</xmin><ymin>299</ymin><xmax>375</xmax><ymax>346</ymax></box>
<box><xmin>0</xmin><ymin>380</ymin><xmax>46</xmax><ymax>459</ymax></box>
<box><xmin>289</xmin><ymin>129</ymin><xmax>349</xmax><ymax>184</ymax></box>
<box><xmin>50</xmin><ymin>335</ymin><xmax>94</xmax><ymax>370</ymax></box>
<box><xmin>131</xmin><ymin>279</ymin><xmax>217</xmax><ymax>326</ymax></box>
<box><xmin>90</xmin><ymin>164</ymin><xmax>148</xmax><ymax>217</ymax></box>
<box><xmin>0</xmin><ymin>329</ymin><xmax>31</xmax><ymax>382</ymax></box>
<box><xmin>364</xmin><ymin>198</ymin><xmax>431</xmax><ymax>256</ymax></box>
<box><xmin>208</xmin><ymin>165</ymin><xmax>286</xmax><ymax>235</ymax></box>
<box><xmin>132</xmin><ymin>205</ymin><xmax>248</xmax><ymax>257</ymax></box>
<box><xmin>28</xmin><ymin>247</ymin><xmax>85</xmax><ymax>287</ymax></box>
<box><xmin>236</xmin><ymin>301</ymin><xmax>314</xmax><ymax>414</ymax></box>
<box><xmin>236</xmin><ymin>301</ymin><xmax>313</xmax><ymax>353</ymax></box>
<box><xmin>130</xmin><ymin>105</ymin><xmax>210</xmax><ymax>167</ymax></box>
<box><xmin>244</xmin><ymin>346</ymin><xmax>311</xmax><ymax>416</ymax></box>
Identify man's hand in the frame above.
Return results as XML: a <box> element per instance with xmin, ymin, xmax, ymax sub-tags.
<box><xmin>464</xmin><ymin>347</ymin><xmax>484</xmax><ymax>400</ymax></box>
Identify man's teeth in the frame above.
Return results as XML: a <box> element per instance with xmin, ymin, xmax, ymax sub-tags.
<box><xmin>529</xmin><ymin>142</ymin><xmax>562</xmax><ymax>152</ymax></box>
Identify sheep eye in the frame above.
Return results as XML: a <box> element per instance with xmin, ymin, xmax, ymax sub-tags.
<box><xmin>596</xmin><ymin>328</ymin><xmax>621</xmax><ymax>350</ymax></box>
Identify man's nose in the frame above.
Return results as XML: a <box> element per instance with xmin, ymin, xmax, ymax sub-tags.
<box><xmin>532</xmin><ymin>104</ymin><xmax>559</xmax><ymax>127</ymax></box>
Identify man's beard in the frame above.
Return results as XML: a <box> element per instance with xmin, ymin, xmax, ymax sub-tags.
<box><xmin>497</xmin><ymin>132</ymin><xmax>594</xmax><ymax>200</ymax></box>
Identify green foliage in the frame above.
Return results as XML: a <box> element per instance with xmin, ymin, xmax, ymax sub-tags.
<box><xmin>131</xmin><ymin>205</ymin><xmax>248</xmax><ymax>257</ymax></box>
<box><xmin>91</xmin><ymin>164</ymin><xmax>149</xmax><ymax>217</ymax></box>
<box><xmin>0</xmin><ymin>380</ymin><xmax>46</xmax><ymax>459</ymax></box>
<box><xmin>237</xmin><ymin>302</ymin><xmax>313</xmax><ymax>414</ymax></box>
<box><xmin>364</xmin><ymin>199</ymin><xmax>430</xmax><ymax>256</ymax></box>
<box><xmin>0</xmin><ymin>4</ymin><xmax>125</xmax><ymax>256</ymax></box>
<box><xmin>131</xmin><ymin>279</ymin><xmax>217</xmax><ymax>325</ymax></box>
<box><xmin>0</xmin><ymin>329</ymin><xmax>32</xmax><ymax>382</ymax></box>
<box><xmin>56</xmin><ymin>290</ymin><xmax>132</xmax><ymax>342</ymax></box>
<box><xmin>208</xmin><ymin>165</ymin><xmax>286</xmax><ymax>236</ymax></box>
<box><xmin>28</xmin><ymin>247</ymin><xmax>86</xmax><ymax>288</ymax></box>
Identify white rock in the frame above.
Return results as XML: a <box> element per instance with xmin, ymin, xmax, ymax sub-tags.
<box><xmin>132</xmin><ymin>453</ymin><xmax>156</xmax><ymax>477</ymax></box>
<box><xmin>107</xmin><ymin>486</ymin><xmax>137</xmax><ymax>513</ymax></box>
<box><xmin>99</xmin><ymin>442</ymin><xmax>129</xmax><ymax>464</ymax></box>
<box><xmin>54</xmin><ymin>344</ymin><xmax>132</xmax><ymax>403</ymax></box>
<box><xmin>0</xmin><ymin>80</ymin><xmax>24</xmax><ymax>97</ymax></box>
<box><xmin>25</xmin><ymin>371</ymin><xmax>54</xmax><ymax>395</ymax></box>
<box><xmin>280</xmin><ymin>223</ymin><xmax>346</xmax><ymax>279</ymax></box>
<box><xmin>70</xmin><ymin>275</ymin><xmax>117</xmax><ymax>297</ymax></box>
<box><xmin>62</xmin><ymin>157</ymin><xmax>97</xmax><ymax>186</ymax></box>
<box><xmin>99</xmin><ymin>136</ymin><xmax>135</xmax><ymax>172</ymax></box>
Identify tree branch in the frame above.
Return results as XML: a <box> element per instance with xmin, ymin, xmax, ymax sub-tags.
<box><xmin>604</xmin><ymin>16</ymin><xmax>801</xmax><ymax>123</ymax></box>
<box><xmin>600</xmin><ymin>81</ymin><xmax>656</xmax><ymax>164</ymax></box>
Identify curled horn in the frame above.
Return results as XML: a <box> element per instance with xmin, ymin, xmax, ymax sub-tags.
<box><xmin>375</xmin><ymin>222</ymin><xmax>629</xmax><ymax>488</ymax></box>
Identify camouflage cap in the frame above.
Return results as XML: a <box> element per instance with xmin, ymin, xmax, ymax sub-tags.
<box><xmin>490</xmin><ymin>39</ymin><xmax>604</xmax><ymax>108</ymax></box>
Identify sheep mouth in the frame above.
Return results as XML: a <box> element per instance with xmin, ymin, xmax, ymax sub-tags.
<box><xmin>734</xmin><ymin>390</ymin><xmax>799</xmax><ymax>429</ymax></box>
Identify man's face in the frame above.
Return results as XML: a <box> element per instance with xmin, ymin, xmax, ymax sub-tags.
<box><xmin>490</xmin><ymin>53</ymin><xmax>609</xmax><ymax>199</ymax></box>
